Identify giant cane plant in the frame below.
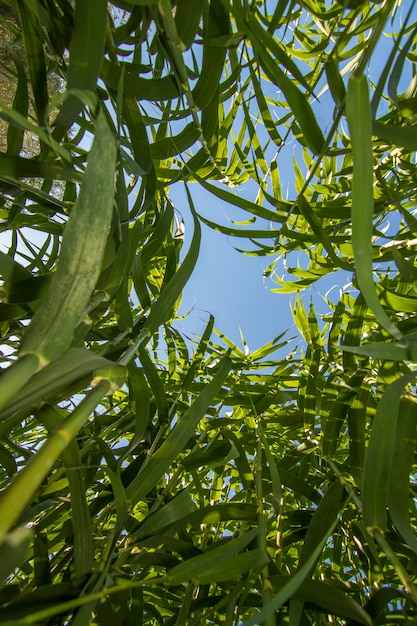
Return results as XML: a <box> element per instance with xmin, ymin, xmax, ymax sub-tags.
<box><xmin>0</xmin><ymin>1</ymin><xmax>417</xmax><ymax>624</ymax></box>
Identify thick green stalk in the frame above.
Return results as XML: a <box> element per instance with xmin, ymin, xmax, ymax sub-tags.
<box><xmin>0</xmin><ymin>379</ymin><xmax>110</xmax><ymax>542</ymax></box>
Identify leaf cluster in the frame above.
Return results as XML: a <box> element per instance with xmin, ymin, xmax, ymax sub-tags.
<box><xmin>0</xmin><ymin>1</ymin><xmax>417</xmax><ymax>625</ymax></box>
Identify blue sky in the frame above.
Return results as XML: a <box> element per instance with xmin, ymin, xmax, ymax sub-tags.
<box><xmin>173</xmin><ymin>184</ymin><xmax>296</xmax><ymax>350</ymax></box>
<box><xmin>169</xmin><ymin>138</ymin><xmax>351</xmax><ymax>355</ymax></box>
<box><xmin>170</xmin><ymin>1</ymin><xmax>417</xmax><ymax>355</ymax></box>
<box><xmin>172</xmin><ymin>180</ymin><xmax>349</xmax><ymax>355</ymax></box>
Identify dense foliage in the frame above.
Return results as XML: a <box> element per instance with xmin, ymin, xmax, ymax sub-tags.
<box><xmin>0</xmin><ymin>0</ymin><xmax>417</xmax><ymax>624</ymax></box>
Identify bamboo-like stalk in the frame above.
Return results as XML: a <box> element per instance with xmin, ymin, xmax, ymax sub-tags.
<box><xmin>0</xmin><ymin>379</ymin><xmax>110</xmax><ymax>541</ymax></box>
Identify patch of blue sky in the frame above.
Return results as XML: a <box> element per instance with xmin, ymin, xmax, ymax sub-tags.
<box><xmin>172</xmin><ymin>0</ymin><xmax>417</xmax><ymax>359</ymax></box>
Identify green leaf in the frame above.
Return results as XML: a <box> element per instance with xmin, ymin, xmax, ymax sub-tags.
<box><xmin>16</xmin><ymin>0</ymin><xmax>48</xmax><ymax>124</ymax></box>
<box><xmin>373</xmin><ymin>121</ymin><xmax>417</xmax><ymax>152</ymax></box>
<box><xmin>270</xmin><ymin>576</ymin><xmax>372</xmax><ymax>625</ymax></box>
<box><xmin>174</xmin><ymin>0</ymin><xmax>205</xmax><ymax>50</ymax></box>
<box><xmin>346</xmin><ymin>72</ymin><xmax>403</xmax><ymax>343</ymax></box>
<box><xmin>348</xmin><ymin>388</ymin><xmax>369</xmax><ymax>485</ymax></box>
<box><xmin>55</xmin><ymin>0</ymin><xmax>108</xmax><ymax>125</ymax></box>
<box><xmin>0</xmin><ymin>529</ymin><xmax>32</xmax><ymax>584</ymax></box>
<box><xmin>323</xmin><ymin>370</ymin><xmax>366</xmax><ymax>457</ymax></box>
<box><xmin>192</xmin><ymin>0</ymin><xmax>230</xmax><ymax>109</ymax></box>
<box><xmin>101</xmin><ymin>58</ymin><xmax>180</xmax><ymax>101</ymax></box>
<box><xmin>248</xmin><ymin>46</ymin><xmax>324</xmax><ymax>153</ymax></box>
<box><xmin>126</xmin><ymin>356</ymin><xmax>232</xmax><ymax>505</ymax></box>
<box><xmin>0</xmin><ymin>349</ymin><xmax>118</xmax><ymax>426</ymax></box>
<box><xmin>243</xmin><ymin>514</ymin><xmax>340</xmax><ymax>626</ymax></box>
<box><xmin>164</xmin><ymin>527</ymin><xmax>259</xmax><ymax>585</ymax></box>
<box><xmin>142</xmin><ymin>188</ymin><xmax>201</xmax><ymax>335</ymax></box>
<box><xmin>298</xmin><ymin>480</ymin><xmax>345</xmax><ymax>572</ymax></box>
<box><xmin>362</xmin><ymin>373</ymin><xmax>416</xmax><ymax>532</ymax></box>
<box><xmin>19</xmin><ymin>108</ymin><xmax>117</xmax><ymax>362</ymax></box>
<box><xmin>38</xmin><ymin>404</ymin><xmax>93</xmax><ymax>579</ymax></box>
<box><xmin>0</xmin><ymin>108</ymin><xmax>73</xmax><ymax>164</ymax></box>
<box><xmin>136</xmin><ymin>490</ymin><xmax>195</xmax><ymax>538</ymax></box>
<box><xmin>388</xmin><ymin>396</ymin><xmax>417</xmax><ymax>554</ymax></box>
<box><xmin>6</xmin><ymin>51</ymin><xmax>28</xmax><ymax>154</ymax></box>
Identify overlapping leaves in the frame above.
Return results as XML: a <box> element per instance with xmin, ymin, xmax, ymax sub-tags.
<box><xmin>0</xmin><ymin>1</ymin><xmax>417</xmax><ymax>625</ymax></box>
